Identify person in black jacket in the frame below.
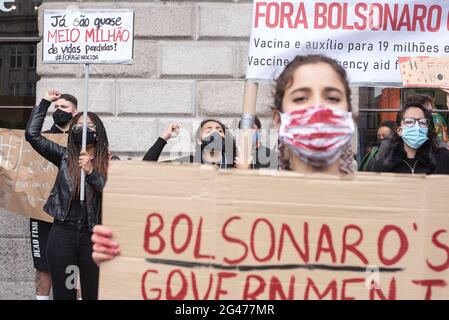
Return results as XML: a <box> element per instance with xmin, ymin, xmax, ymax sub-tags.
<box><xmin>143</xmin><ymin>119</ymin><xmax>236</xmax><ymax>169</ymax></box>
<box><xmin>29</xmin><ymin>92</ymin><xmax>78</xmax><ymax>301</ymax></box>
<box><xmin>25</xmin><ymin>89</ymin><xmax>109</xmax><ymax>300</ymax></box>
<box><xmin>372</xmin><ymin>101</ymin><xmax>449</xmax><ymax>174</ymax></box>
<box><xmin>237</xmin><ymin>116</ymin><xmax>278</xmax><ymax>169</ymax></box>
<box><xmin>359</xmin><ymin>120</ymin><xmax>396</xmax><ymax>172</ymax></box>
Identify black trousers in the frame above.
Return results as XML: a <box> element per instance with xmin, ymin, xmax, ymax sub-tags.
<box><xmin>46</xmin><ymin>219</ymin><xmax>99</xmax><ymax>300</ymax></box>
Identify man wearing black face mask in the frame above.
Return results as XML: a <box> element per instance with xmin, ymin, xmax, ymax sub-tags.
<box><xmin>47</xmin><ymin>93</ymin><xmax>78</xmax><ymax>134</ymax></box>
<box><xmin>360</xmin><ymin>120</ymin><xmax>396</xmax><ymax>172</ymax></box>
<box><xmin>29</xmin><ymin>90</ymin><xmax>78</xmax><ymax>300</ymax></box>
<box><xmin>143</xmin><ymin>119</ymin><xmax>236</xmax><ymax>168</ymax></box>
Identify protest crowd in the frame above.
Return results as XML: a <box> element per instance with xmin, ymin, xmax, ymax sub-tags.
<box><xmin>18</xmin><ymin>54</ymin><xmax>449</xmax><ymax>300</ymax></box>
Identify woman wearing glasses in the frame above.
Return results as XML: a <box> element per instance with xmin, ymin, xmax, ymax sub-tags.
<box><xmin>25</xmin><ymin>89</ymin><xmax>110</xmax><ymax>300</ymax></box>
<box><xmin>372</xmin><ymin>100</ymin><xmax>449</xmax><ymax>174</ymax></box>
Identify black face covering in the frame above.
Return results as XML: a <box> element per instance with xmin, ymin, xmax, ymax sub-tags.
<box><xmin>377</xmin><ymin>133</ymin><xmax>393</xmax><ymax>147</ymax></box>
<box><xmin>72</xmin><ymin>128</ymin><xmax>97</xmax><ymax>146</ymax></box>
<box><xmin>52</xmin><ymin>109</ymin><xmax>73</xmax><ymax>126</ymax></box>
<box><xmin>201</xmin><ymin>132</ymin><xmax>226</xmax><ymax>155</ymax></box>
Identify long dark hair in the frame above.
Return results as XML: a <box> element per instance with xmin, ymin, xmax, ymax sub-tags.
<box><xmin>194</xmin><ymin>119</ymin><xmax>237</xmax><ymax>166</ymax></box>
<box><xmin>67</xmin><ymin>112</ymin><xmax>109</xmax><ymax>199</ymax></box>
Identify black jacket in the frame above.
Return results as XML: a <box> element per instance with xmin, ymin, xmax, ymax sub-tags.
<box><xmin>143</xmin><ymin>137</ymin><xmax>278</xmax><ymax>169</ymax></box>
<box><xmin>372</xmin><ymin>139</ymin><xmax>449</xmax><ymax>174</ymax></box>
<box><xmin>25</xmin><ymin>99</ymin><xmax>106</xmax><ymax>230</ymax></box>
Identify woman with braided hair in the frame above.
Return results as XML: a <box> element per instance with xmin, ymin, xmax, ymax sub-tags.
<box><xmin>25</xmin><ymin>89</ymin><xmax>109</xmax><ymax>300</ymax></box>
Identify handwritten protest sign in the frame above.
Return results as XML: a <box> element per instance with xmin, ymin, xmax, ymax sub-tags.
<box><xmin>0</xmin><ymin>129</ymin><xmax>67</xmax><ymax>223</ymax></box>
<box><xmin>246</xmin><ymin>0</ymin><xmax>449</xmax><ymax>84</ymax></box>
<box><xmin>43</xmin><ymin>9</ymin><xmax>134</xmax><ymax>64</ymax></box>
<box><xmin>99</xmin><ymin>161</ymin><xmax>449</xmax><ymax>300</ymax></box>
<box><xmin>399</xmin><ymin>56</ymin><xmax>449</xmax><ymax>87</ymax></box>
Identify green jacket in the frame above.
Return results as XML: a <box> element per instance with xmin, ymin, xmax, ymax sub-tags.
<box><xmin>359</xmin><ymin>146</ymin><xmax>379</xmax><ymax>171</ymax></box>
<box><xmin>432</xmin><ymin>113</ymin><xmax>448</xmax><ymax>145</ymax></box>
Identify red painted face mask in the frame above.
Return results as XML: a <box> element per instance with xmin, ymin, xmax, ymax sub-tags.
<box><xmin>279</xmin><ymin>106</ymin><xmax>354</xmax><ymax>168</ymax></box>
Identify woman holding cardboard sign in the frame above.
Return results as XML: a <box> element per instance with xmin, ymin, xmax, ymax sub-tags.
<box><xmin>25</xmin><ymin>89</ymin><xmax>110</xmax><ymax>300</ymax></box>
<box><xmin>91</xmin><ymin>54</ymin><xmax>358</xmax><ymax>265</ymax></box>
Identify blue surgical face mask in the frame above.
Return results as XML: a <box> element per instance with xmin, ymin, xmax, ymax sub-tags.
<box><xmin>401</xmin><ymin>124</ymin><xmax>428</xmax><ymax>149</ymax></box>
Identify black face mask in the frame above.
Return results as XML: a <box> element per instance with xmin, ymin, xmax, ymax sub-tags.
<box><xmin>201</xmin><ymin>132</ymin><xmax>226</xmax><ymax>155</ymax></box>
<box><xmin>377</xmin><ymin>133</ymin><xmax>393</xmax><ymax>147</ymax></box>
<box><xmin>53</xmin><ymin>109</ymin><xmax>73</xmax><ymax>126</ymax></box>
<box><xmin>72</xmin><ymin>128</ymin><xmax>97</xmax><ymax>146</ymax></box>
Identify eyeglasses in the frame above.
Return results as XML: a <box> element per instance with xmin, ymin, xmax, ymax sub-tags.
<box><xmin>72</xmin><ymin>123</ymin><xmax>97</xmax><ymax>133</ymax></box>
<box><xmin>377</xmin><ymin>133</ymin><xmax>393</xmax><ymax>140</ymax></box>
<box><xmin>402</xmin><ymin>117</ymin><xmax>430</xmax><ymax>128</ymax></box>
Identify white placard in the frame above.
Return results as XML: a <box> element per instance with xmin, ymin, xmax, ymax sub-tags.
<box><xmin>43</xmin><ymin>9</ymin><xmax>134</xmax><ymax>64</ymax></box>
<box><xmin>246</xmin><ymin>0</ymin><xmax>449</xmax><ymax>85</ymax></box>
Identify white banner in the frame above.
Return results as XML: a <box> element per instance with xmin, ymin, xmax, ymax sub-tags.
<box><xmin>43</xmin><ymin>9</ymin><xmax>134</xmax><ymax>64</ymax></box>
<box><xmin>246</xmin><ymin>0</ymin><xmax>449</xmax><ymax>85</ymax></box>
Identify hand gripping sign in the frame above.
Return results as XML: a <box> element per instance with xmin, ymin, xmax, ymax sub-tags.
<box><xmin>99</xmin><ymin>161</ymin><xmax>449</xmax><ymax>300</ymax></box>
<box><xmin>42</xmin><ymin>7</ymin><xmax>134</xmax><ymax>201</ymax></box>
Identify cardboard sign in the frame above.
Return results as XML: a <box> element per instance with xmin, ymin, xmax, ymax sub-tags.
<box><xmin>399</xmin><ymin>56</ymin><xmax>449</xmax><ymax>87</ymax></box>
<box><xmin>43</xmin><ymin>9</ymin><xmax>134</xmax><ymax>64</ymax></box>
<box><xmin>246</xmin><ymin>0</ymin><xmax>449</xmax><ymax>84</ymax></box>
<box><xmin>99</xmin><ymin>161</ymin><xmax>449</xmax><ymax>300</ymax></box>
<box><xmin>0</xmin><ymin>129</ymin><xmax>67</xmax><ymax>223</ymax></box>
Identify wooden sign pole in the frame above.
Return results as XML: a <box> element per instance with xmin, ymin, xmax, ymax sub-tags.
<box><xmin>238</xmin><ymin>80</ymin><xmax>259</xmax><ymax>169</ymax></box>
<box><xmin>80</xmin><ymin>63</ymin><xmax>90</xmax><ymax>202</ymax></box>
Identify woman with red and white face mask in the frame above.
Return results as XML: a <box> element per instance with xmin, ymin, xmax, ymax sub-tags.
<box><xmin>90</xmin><ymin>55</ymin><xmax>356</xmax><ymax>266</ymax></box>
<box><xmin>272</xmin><ymin>55</ymin><xmax>355</xmax><ymax>174</ymax></box>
